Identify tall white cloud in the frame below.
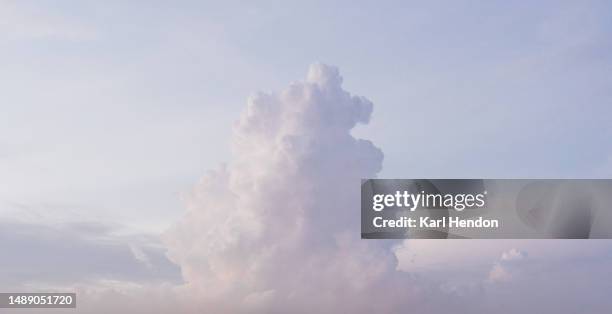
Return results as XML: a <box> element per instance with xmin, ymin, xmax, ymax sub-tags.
<box><xmin>163</xmin><ymin>63</ymin><xmax>420</xmax><ymax>313</ymax></box>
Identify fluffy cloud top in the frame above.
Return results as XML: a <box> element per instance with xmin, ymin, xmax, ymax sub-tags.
<box><xmin>163</xmin><ymin>63</ymin><xmax>411</xmax><ymax>313</ymax></box>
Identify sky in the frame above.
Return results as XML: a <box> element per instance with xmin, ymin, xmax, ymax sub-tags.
<box><xmin>1</xmin><ymin>1</ymin><xmax>612</xmax><ymax>313</ymax></box>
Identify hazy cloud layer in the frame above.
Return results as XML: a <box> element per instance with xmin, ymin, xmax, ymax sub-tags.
<box><xmin>0</xmin><ymin>219</ymin><xmax>180</xmax><ymax>289</ymax></box>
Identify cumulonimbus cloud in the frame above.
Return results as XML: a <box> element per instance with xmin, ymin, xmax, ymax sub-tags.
<box><xmin>160</xmin><ymin>63</ymin><xmax>612</xmax><ymax>314</ymax></box>
<box><xmin>161</xmin><ymin>63</ymin><xmax>445</xmax><ymax>313</ymax></box>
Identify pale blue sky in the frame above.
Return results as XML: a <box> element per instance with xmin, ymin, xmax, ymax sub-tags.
<box><xmin>1</xmin><ymin>0</ymin><xmax>611</xmax><ymax>232</ymax></box>
<box><xmin>1</xmin><ymin>2</ymin><xmax>612</xmax><ymax>312</ymax></box>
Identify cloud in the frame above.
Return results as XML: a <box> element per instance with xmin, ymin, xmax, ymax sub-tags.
<box><xmin>160</xmin><ymin>63</ymin><xmax>612</xmax><ymax>314</ymax></box>
<box><xmin>487</xmin><ymin>249</ymin><xmax>527</xmax><ymax>283</ymax></box>
<box><xmin>487</xmin><ymin>264</ymin><xmax>512</xmax><ymax>282</ymax></box>
<box><xmin>501</xmin><ymin>248</ymin><xmax>526</xmax><ymax>261</ymax></box>
<box><xmin>397</xmin><ymin>239</ymin><xmax>612</xmax><ymax>295</ymax></box>
<box><xmin>162</xmin><ymin>63</ymin><xmax>446</xmax><ymax>313</ymax></box>
<box><xmin>0</xmin><ymin>219</ymin><xmax>181</xmax><ymax>289</ymax></box>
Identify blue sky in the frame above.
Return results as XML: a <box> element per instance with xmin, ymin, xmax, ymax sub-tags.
<box><xmin>2</xmin><ymin>1</ymin><xmax>610</xmax><ymax>232</ymax></box>
<box><xmin>1</xmin><ymin>2</ymin><xmax>612</xmax><ymax>312</ymax></box>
